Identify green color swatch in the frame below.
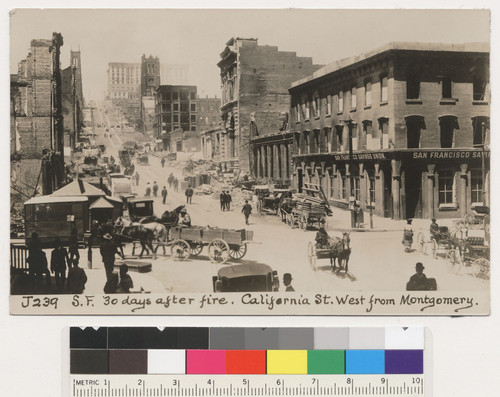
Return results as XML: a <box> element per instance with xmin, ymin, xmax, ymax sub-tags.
<box><xmin>307</xmin><ymin>350</ymin><xmax>345</xmax><ymax>374</ymax></box>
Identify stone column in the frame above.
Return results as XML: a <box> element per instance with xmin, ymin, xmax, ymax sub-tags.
<box><xmin>459</xmin><ymin>164</ymin><xmax>468</xmax><ymax>217</ymax></box>
<box><xmin>256</xmin><ymin>147</ymin><xmax>261</xmax><ymax>178</ymax></box>
<box><xmin>427</xmin><ymin>164</ymin><xmax>436</xmax><ymax>219</ymax></box>
<box><xmin>391</xmin><ymin>160</ymin><xmax>402</xmax><ymax>220</ymax></box>
<box><xmin>266</xmin><ymin>145</ymin><xmax>272</xmax><ymax>179</ymax></box>
<box><xmin>273</xmin><ymin>144</ymin><xmax>280</xmax><ymax>182</ymax></box>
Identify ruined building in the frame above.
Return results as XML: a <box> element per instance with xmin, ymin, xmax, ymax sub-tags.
<box><xmin>217</xmin><ymin>37</ymin><xmax>322</xmax><ymax>175</ymax></box>
<box><xmin>11</xmin><ymin>33</ymin><xmax>65</xmax><ymax>205</ymax></box>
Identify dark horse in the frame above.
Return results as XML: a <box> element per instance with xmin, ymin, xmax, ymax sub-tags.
<box><xmin>113</xmin><ymin>219</ymin><xmax>156</xmax><ymax>259</ymax></box>
<box><xmin>330</xmin><ymin>232</ymin><xmax>351</xmax><ymax>273</ymax></box>
<box><xmin>160</xmin><ymin>205</ymin><xmax>185</xmax><ymax>239</ymax></box>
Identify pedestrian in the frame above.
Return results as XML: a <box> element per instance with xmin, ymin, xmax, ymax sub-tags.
<box><xmin>406</xmin><ymin>262</ymin><xmax>429</xmax><ymax>291</ymax></box>
<box><xmin>100</xmin><ymin>233</ymin><xmax>120</xmax><ymax>281</ymax></box>
<box><xmin>145</xmin><ymin>182</ymin><xmax>151</xmax><ymax>197</ymax></box>
<box><xmin>220</xmin><ymin>191</ymin><xmax>226</xmax><ymax>211</ymax></box>
<box><xmin>50</xmin><ymin>237</ymin><xmax>69</xmax><ymax>290</ymax></box>
<box><xmin>168</xmin><ymin>173</ymin><xmax>174</xmax><ymax>188</ymax></box>
<box><xmin>153</xmin><ymin>181</ymin><xmax>159</xmax><ymax>197</ymax></box>
<box><xmin>67</xmin><ymin>258</ymin><xmax>88</xmax><ymax>294</ymax></box>
<box><xmin>283</xmin><ymin>273</ymin><xmax>295</xmax><ymax>292</ymax></box>
<box><xmin>178</xmin><ymin>208</ymin><xmax>192</xmax><ymax>227</ymax></box>
<box><xmin>135</xmin><ymin>171</ymin><xmax>140</xmax><ymax>186</ymax></box>
<box><xmin>68</xmin><ymin>221</ymin><xmax>80</xmax><ymax>264</ymax></box>
<box><xmin>185</xmin><ymin>185</ymin><xmax>193</xmax><ymax>204</ymax></box>
<box><xmin>26</xmin><ymin>232</ymin><xmax>43</xmax><ymax>281</ymax></box>
<box><xmin>161</xmin><ymin>186</ymin><xmax>168</xmax><ymax>204</ymax></box>
<box><xmin>161</xmin><ymin>157</ymin><xmax>165</xmax><ymax>168</ymax></box>
<box><xmin>226</xmin><ymin>191</ymin><xmax>232</xmax><ymax>211</ymax></box>
<box><xmin>173</xmin><ymin>178</ymin><xmax>179</xmax><ymax>192</ymax></box>
<box><xmin>103</xmin><ymin>272</ymin><xmax>119</xmax><ymax>294</ymax></box>
<box><xmin>117</xmin><ymin>264</ymin><xmax>134</xmax><ymax>293</ymax></box>
<box><xmin>241</xmin><ymin>200</ymin><xmax>252</xmax><ymax>225</ymax></box>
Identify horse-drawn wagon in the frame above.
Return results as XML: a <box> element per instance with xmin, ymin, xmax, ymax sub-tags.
<box><xmin>166</xmin><ymin>226</ymin><xmax>254</xmax><ymax>263</ymax></box>
<box><xmin>307</xmin><ymin>233</ymin><xmax>351</xmax><ymax>273</ymax></box>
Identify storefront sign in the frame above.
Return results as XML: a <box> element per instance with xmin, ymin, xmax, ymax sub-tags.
<box><xmin>332</xmin><ymin>153</ymin><xmax>389</xmax><ymax>161</ymax></box>
<box><xmin>407</xmin><ymin>150</ymin><xmax>490</xmax><ymax>160</ymax></box>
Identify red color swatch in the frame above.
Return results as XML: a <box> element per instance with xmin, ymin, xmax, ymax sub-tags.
<box><xmin>226</xmin><ymin>350</ymin><xmax>266</xmax><ymax>374</ymax></box>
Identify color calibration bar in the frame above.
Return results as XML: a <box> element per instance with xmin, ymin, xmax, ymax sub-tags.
<box><xmin>68</xmin><ymin>327</ymin><xmax>429</xmax><ymax>396</ymax></box>
<box><xmin>70</xmin><ymin>327</ymin><xmax>425</xmax><ymax>376</ymax></box>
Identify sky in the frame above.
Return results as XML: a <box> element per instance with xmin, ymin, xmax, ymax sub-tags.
<box><xmin>10</xmin><ymin>8</ymin><xmax>491</xmax><ymax>102</ymax></box>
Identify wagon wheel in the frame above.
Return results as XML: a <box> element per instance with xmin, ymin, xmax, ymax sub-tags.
<box><xmin>308</xmin><ymin>242</ymin><xmax>317</xmax><ymax>271</ymax></box>
<box><xmin>229</xmin><ymin>243</ymin><xmax>247</xmax><ymax>259</ymax></box>
<box><xmin>446</xmin><ymin>248</ymin><xmax>462</xmax><ymax>274</ymax></box>
<box><xmin>431</xmin><ymin>239</ymin><xmax>438</xmax><ymax>258</ymax></box>
<box><xmin>472</xmin><ymin>258</ymin><xmax>490</xmax><ymax>279</ymax></box>
<box><xmin>286</xmin><ymin>213</ymin><xmax>295</xmax><ymax>229</ymax></box>
<box><xmin>416</xmin><ymin>232</ymin><xmax>424</xmax><ymax>253</ymax></box>
<box><xmin>170</xmin><ymin>239</ymin><xmax>191</xmax><ymax>261</ymax></box>
<box><xmin>208</xmin><ymin>238</ymin><xmax>230</xmax><ymax>264</ymax></box>
<box><xmin>298</xmin><ymin>214</ymin><xmax>308</xmax><ymax>231</ymax></box>
<box><xmin>189</xmin><ymin>241</ymin><xmax>203</xmax><ymax>256</ymax></box>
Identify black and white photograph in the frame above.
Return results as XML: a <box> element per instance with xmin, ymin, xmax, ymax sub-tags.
<box><xmin>9</xmin><ymin>8</ymin><xmax>491</xmax><ymax>315</ymax></box>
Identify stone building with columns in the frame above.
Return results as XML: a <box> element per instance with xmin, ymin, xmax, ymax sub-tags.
<box><xmin>289</xmin><ymin>42</ymin><xmax>489</xmax><ymax>220</ymax></box>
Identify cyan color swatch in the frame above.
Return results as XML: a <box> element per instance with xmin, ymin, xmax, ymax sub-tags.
<box><xmin>346</xmin><ymin>350</ymin><xmax>385</xmax><ymax>374</ymax></box>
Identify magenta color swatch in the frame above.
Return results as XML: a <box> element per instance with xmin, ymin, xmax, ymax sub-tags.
<box><xmin>186</xmin><ymin>350</ymin><xmax>226</xmax><ymax>374</ymax></box>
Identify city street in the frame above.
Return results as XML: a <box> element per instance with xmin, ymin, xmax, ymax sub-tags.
<box><xmin>79</xmin><ymin>104</ymin><xmax>489</xmax><ymax>295</ymax></box>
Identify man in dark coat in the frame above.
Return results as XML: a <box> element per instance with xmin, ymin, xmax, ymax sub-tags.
<box><xmin>67</xmin><ymin>258</ymin><xmax>88</xmax><ymax>294</ymax></box>
<box><xmin>220</xmin><ymin>191</ymin><xmax>226</xmax><ymax>211</ymax></box>
<box><xmin>100</xmin><ymin>233</ymin><xmax>120</xmax><ymax>280</ymax></box>
<box><xmin>185</xmin><ymin>185</ymin><xmax>193</xmax><ymax>204</ymax></box>
<box><xmin>315</xmin><ymin>221</ymin><xmax>330</xmax><ymax>249</ymax></box>
<box><xmin>241</xmin><ymin>200</ymin><xmax>252</xmax><ymax>225</ymax></box>
<box><xmin>161</xmin><ymin>186</ymin><xmax>168</xmax><ymax>204</ymax></box>
<box><xmin>407</xmin><ymin>262</ymin><xmax>428</xmax><ymax>290</ymax></box>
<box><xmin>50</xmin><ymin>237</ymin><xmax>69</xmax><ymax>290</ymax></box>
<box><xmin>225</xmin><ymin>191</ymin><xmax>232</xmax><ymax>211</ymax></box>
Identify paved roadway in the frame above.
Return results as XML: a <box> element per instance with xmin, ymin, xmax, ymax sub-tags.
<box><xmin>88</xmin><ymin>104</ymin><xmax>488</xmax><ymax>294</ymax></box>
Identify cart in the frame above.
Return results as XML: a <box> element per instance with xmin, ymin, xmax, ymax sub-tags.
<box><xmin>165</xmin><ymin>226</ymin><xmax>254</xmax><ymax>264</ymax></box>
<box><xmin>446</xmin><ymin>228</ymin><xmax>490</xmax><ymax>279</ymax></box>
<box><xmin>292</xmin><ymin>199</ymin><xmax>328</xmax><ymax>231</ymax></box>
<box><xmin>416</xmin><ymin>226</ymin><xmax>458</xmax><ymax>258</ymax></box>
<box><xmin>138</xmin><ymin>154</ymin><xmax>149</xmax><ymax>166</ymax></box>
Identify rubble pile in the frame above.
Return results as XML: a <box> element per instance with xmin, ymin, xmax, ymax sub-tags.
<box><xmin>194</xmin><ymin>184</ymin><xmax>215</xmax><ymax>195</ymax></box>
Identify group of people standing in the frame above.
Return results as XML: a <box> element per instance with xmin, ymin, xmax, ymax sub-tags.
<box><xmin>100</xmin><ymin>233</ymin><xmax>134</xmax><ymax>294</ymax></box>
<box><xmin>25</xmin><ymin>232</ymin><xmax>87</xmax><ymax>294</ymax></box>
<box><xmin>219</xmin><ymin>190</ymin><xmax>232</xmax><ymax>211</ymax></box>
<box><xmin>167</xmin><ymin>173</ymin><xmax>179</xmax><ymax>192</ymax></box>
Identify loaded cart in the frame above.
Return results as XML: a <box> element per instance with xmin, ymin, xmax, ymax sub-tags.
<box><xmin>167</xmin><ymin>226</ymin><xmax>254</xmax><ymax>264</ymax></box>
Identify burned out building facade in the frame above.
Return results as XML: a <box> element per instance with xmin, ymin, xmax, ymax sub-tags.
<box><xmin>11</xmin><ymin>34</ymin><xmax>65</xmax><ymax>204</ymax></box>
<box><xmin>217</xmin><ymin>37</ymin><xmax>322</xmax><ymax>175</ymax></box>
<box><xmin>289</xmin><ymin>42</ymin><xmax>489</xmax><ymax>220</ymax></box>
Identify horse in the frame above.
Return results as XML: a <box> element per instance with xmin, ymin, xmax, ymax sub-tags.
<box><xmin>160</xmin><ymin>205</ymin><xmax>185</xmax><ymax>227</ymax></box>
<box><xmin>140</xmin><ymin>222</ymin><xmax>169</xmax><ymax>255</ymax></box>
<box><xmin>113</xmin><ymin>217</ymin><xmax>156</xmax><ymax>259</ymax></box>
<box><xmin>329</xmin><ymin>232</ymin><xmax>351</xmax><ymax>273</ymax></box>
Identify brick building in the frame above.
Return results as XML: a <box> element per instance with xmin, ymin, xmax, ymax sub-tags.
<box><xmin>155</xmin><ymin>85</ymin><xmax>198</xmax><ymax>151</ymax></box>
<box><xmin>141</xmin><ymin>55</ymin><xmax>160</xmax><ymax>96</ymax></box>
<box><xmin>289</xmin><ymin>42</ymin><xmax>490</xmax><ymax>220</ymax></box>
<box><xmin>11</xmin><ymin>34</ymin><xmax>65</xmax><ymax>204</ymax></box>
<box><xmin>217</xmin><ymin>37</ymin><xmax>322</xmax><ymax>175</ymax></box>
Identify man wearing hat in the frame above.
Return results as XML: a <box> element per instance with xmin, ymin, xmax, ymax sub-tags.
<box><xmin>315</xmin><ymin>220</ymin><xmax>330</xmax><ymax>249</ymax></box>
<box><xmin>100</xmin><ymin>233</ymin><xmax>120</xmax><ymax>281</ymax></box>
<box><xmin>283</xmin><ymin>273</ymin><xmax>295</xmax><ymax>292</ymax></box>
<box><xmin>178</xmin><ymin>208</ymin><xmax>192</xmax><ymax>227</ymax></box>
<box><xmin>430</xmin><ymin>218</ymin><xmax>439</xmax><ymax>240</ymax></box>
<box><xmin>407</xmin><ymin>262</ymin><xmax>428</xmax><ymax>291</ymax></box>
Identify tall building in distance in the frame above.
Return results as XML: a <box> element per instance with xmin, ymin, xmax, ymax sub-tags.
<box><xmin>141</xmin><ymin>54</ymin><xmax>160</xmax><ymax>96</ymax></box>
<box><xmin>289</xmin><ymin>42</ymin><xmax>489</xmax><ymax>220</ymax></box>
<box><xmin>107</xmin><ymin>62</ymin><xmax>141</xmax><ymax>119</ymax></box>
<box><xmin>140</xmin><ymin>55</ymin><xmax>161</xmax><ymax>134</ymax></box>
<box><xmin>217</xmin><ymin>37</ymin><xmax>322</xmax><ymax>175</ymax></box>
<box><xmin>70</xmin><ymin>50</ymin><xmax>84</xmax><ymax>107</ymax></box>
<box><xmin>10</xmin><ymin>33</ymin><xmax>65</xmax><ymax>201</ymax></box>
<box><xmin>155</xmin><ymin>85</ymin><xmax>197</xmax><ymax>151</ymax></box>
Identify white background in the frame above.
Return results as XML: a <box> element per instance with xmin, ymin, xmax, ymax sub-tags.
<box><xmin>1</xmin><ymin>1</ymin><xmax>498</xmax><ymax>396</ymax></box>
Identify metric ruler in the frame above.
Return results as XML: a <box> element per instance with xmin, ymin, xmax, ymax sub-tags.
<box><xmin>70</xmin><ymin>374</ymin><xmax>426</xmax><ymax>396</ymax></box>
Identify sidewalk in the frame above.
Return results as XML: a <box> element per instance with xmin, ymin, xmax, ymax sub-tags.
<box><xmin>326</xmin><ymin>207</ymin><xmax>459</xmax><ymax>233</ymax></box>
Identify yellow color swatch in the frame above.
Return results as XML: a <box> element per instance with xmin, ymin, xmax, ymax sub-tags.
<box><xmin>267</xmin><ymin>350</ymin><xmax>308</xmax><ymax>374</ymax></box>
